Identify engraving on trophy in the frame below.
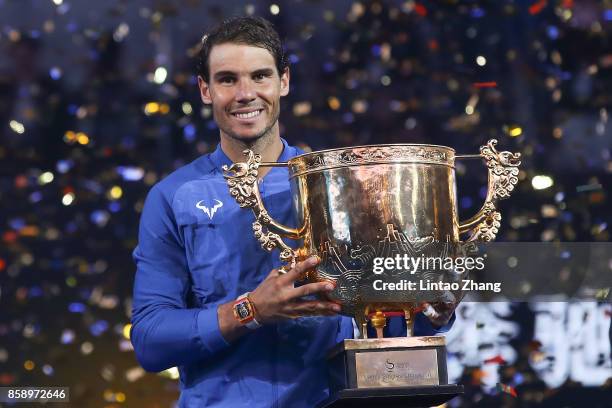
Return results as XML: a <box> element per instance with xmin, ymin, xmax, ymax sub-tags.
<box><xmin>316</xmin><ymin>241</ymin><xmax>363</xmax><ymax>303</ymax></box>
<box><xmin>314</xmin><ymin>224</ymin><xmax>470</xmax><ymax>309</ymax></box>
<box><xmin>290</xmin><ymin>145</ymin><xmax>455</xmax><ymax>177</ymax></box>
<box><xmin>355</xmin><ymin>349</ymin><xmax>440</xmax><ymax>388</ymax></box>
<box><xmin>317</xmin><ymin>224</ymin><xmax>436</xmax><ymax>275</ymax></box>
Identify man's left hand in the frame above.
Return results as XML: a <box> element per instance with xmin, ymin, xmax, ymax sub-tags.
<box><xmin>422</xmin><ymin>301</ymin><xmax>457</xmax><ymax>329</ymax></box>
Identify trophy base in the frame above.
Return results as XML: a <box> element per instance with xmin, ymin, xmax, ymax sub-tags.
<box><xmin>318</xmin><ymin>384</ymin><xmax>464</xmax><ymax>408</ymax></box>
<box><xmin>323</xmin><ymin>337</ymin><xmax>463</xmax><ymax>408</ymax></box>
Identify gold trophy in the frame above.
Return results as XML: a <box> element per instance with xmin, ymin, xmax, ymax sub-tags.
<box><xmin>223</xmin><ymin>139</ymin><xmax>520</xmax><ymax>407</ymax></box>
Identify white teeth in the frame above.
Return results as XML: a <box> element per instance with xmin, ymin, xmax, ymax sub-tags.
<box><xmin>235</xmin><ymin>110</ymin><xmax>261</xmax><ymax>119</ymax></box>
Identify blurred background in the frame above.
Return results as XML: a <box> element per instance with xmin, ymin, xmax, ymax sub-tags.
<box><xmin>0</xmin><ymin>0</ymin><xmax>610</xmax><ymax>406</ymax></box>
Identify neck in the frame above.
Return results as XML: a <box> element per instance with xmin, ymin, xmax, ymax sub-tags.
<box><xmin>219</xmin><ymin>125</ymin><xmax>284</xmax><ymax>177</ymax></box>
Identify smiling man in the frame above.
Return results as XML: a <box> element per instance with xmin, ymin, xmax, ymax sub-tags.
<box><xmin>130</xmin><ymin>16</ymin><xmax>454</xmax><ymax>408</ymax></box>
<box><xmin>196</xmin><ymin>18</ymin><xmax>290</xmax><ymax>177</ymax></box>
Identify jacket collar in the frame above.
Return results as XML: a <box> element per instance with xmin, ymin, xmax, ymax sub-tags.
<box><xmin>210</xmin><ymin>137</ymin><xmax>292</xmax><ymax>171</ymax></box>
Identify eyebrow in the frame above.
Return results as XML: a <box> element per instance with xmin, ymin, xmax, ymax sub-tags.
<box><xmin>213</xmin><ymin>68</ymin><xmax>275</xmax><ymax>80</ymax></box>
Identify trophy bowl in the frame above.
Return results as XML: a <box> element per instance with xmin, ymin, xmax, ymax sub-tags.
<box><xmin>223</xmin><ymin>139</ymin><xmax>520</xmax><ymax>337</ymax></box>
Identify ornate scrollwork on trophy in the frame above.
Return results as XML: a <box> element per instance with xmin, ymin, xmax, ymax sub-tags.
<box><xmin>252</xmin><ymin>216</ymin><xmax>297</xmax><ymax>271</ymax></box>
<box><xmin>253</xmin><ymin>218</ymin><xmax>277</xmax><ymax>251</ymax></box>
<box><xmin>223</xmin><ymin>150</ymin><xmax>298</xmax><ymax>273</ymax></box>
<box><xmin>290</xmin><ymin>145</ymin><xmax>455</xmax><ymax>177</ymax></box>
<box><xmin>471</xmin><ymin>202</ymin><xmax>502</xmax><ymax>242</ymax></box>
<box><xmin>223</xmin><ymin>150</ymin><xmax>260</xmax><ymax>208</ymax></box>
<box><xmin>481</xmin><ymin>139</ymin><xmax>521</xmax><ymax>200</ymax></box>
<box><xmin>459</xmin><ymin>139</ymin><xmax>521</xmax><ymax>242</ymax></box>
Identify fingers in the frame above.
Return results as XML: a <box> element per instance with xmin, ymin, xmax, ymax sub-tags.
<box><xmin>278</xmin><ymin>255</ymin><xmax>320</xmax><ymax>284</ymax></box>
<box><xmin>253</xmin><ymin>256</ymin><xmax>342</xmax><ymax>323</ymax></box>
<box><xmin>422</xmin><ymin>301</ymin><xmax>455</xmax><ymax>314</ymax></box>
<box><xmin>287</xmin><ymin>300</ymin><xmax>341</xmax><ymax>317</ymax></box>
<box><xmin>265</xmin><ymin>268</ymin><xmax>281</xmax><ymax>280</ymax></box>
<box><xmin>422</xmin><ymin>301</ymin><xmax>455</xmax><ymax>327</ymax></box>
<box><xmin>422</xmin><ymin>302</ymin><xmax>440</xmax><ymax>320</ymax></box>
<box><xmin>432</xmin><ymin>301</ymin><xmax>456</xmax><ymax>314</ymax></box>
<box><xmin>291</xmin><ymin>280</ymin><xmax>335</xmax><ymax>298</ymax></box>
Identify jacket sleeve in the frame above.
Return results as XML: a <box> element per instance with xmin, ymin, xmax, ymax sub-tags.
<box><xmin>130</xmin><ymin>185</ymin><xmax>229</xmax><ymax>372</ymax></box>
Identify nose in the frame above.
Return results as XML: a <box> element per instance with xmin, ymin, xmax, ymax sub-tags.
<box><xmin>235</xmin><ymin>78</ymin><xmax>256</xmax><ymax>103</ymax></box>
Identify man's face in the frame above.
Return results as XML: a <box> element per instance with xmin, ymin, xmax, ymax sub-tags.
<box><xmin>198</xmin><ymin>43</ymin><xmax>289</xmax><ymax>143</ymax></box>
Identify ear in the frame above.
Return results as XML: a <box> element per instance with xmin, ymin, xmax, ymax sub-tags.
<box><xmin>279</xmin><ymin>67</ymin><xmax>290</xmax><ymax>97</ymax></box>
<box><xmin>197</xmin><ymin>76</ymin><xmax>212</xmax><ymax>104</ymax></box>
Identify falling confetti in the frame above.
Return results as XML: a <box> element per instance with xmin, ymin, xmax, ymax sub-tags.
<box><xmin>484</xmin><ymin>355</ymin><xmax>507</xmax><ymax>365</ymax></box>
<box><xmin>497</xmin><ymin>382</ymin><xmax>518</xmax><ymax>397</ymax></box>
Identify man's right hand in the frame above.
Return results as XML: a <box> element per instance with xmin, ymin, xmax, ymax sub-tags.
<box><xmin>217</xmin><ymin>256</ymin><xmax>340</xmax><ymax>343</ymax></box>
<box><xmin>249</xmin><ymin>256</ymin><xmax>341</xmax><ymax>324</ymax></box>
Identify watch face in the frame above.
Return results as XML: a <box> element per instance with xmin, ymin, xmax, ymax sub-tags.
<box><xmin>235</xmin><ymin>301</ymin><xmax>251</xmax><ymax>319</ymax></box>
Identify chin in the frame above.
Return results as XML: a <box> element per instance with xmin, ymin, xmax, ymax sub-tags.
<box><xmin>232</xmin><ymin>132</ymin><xmax>264</xmax><ymax>141</ymax></box>
<box><xmin>229</xmin><ymin>127</ymin><xmax>270</xmax><ymax>142</ymax></box>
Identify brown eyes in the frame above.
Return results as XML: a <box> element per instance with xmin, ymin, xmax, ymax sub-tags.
<box><xmin>218</xmin><ymin>74</ymin><xmax>269</xmax><ymax>84</ymax></box>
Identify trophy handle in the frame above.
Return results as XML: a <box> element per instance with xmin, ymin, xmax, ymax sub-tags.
<box><xmin>222</xmin><ymin>149</ymin><xmax>304</xmax><ymax>273</ymax></box>
<box><xmin>457</xmin><ymin>139</ymin><xmax>521</xmax><ymax>242</ymax></box>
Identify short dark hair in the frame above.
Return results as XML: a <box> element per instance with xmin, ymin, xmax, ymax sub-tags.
<box><xmin>196</xmin><ymin>16</ymin><xmax>288</xmax><ymax>83</ymax></box>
